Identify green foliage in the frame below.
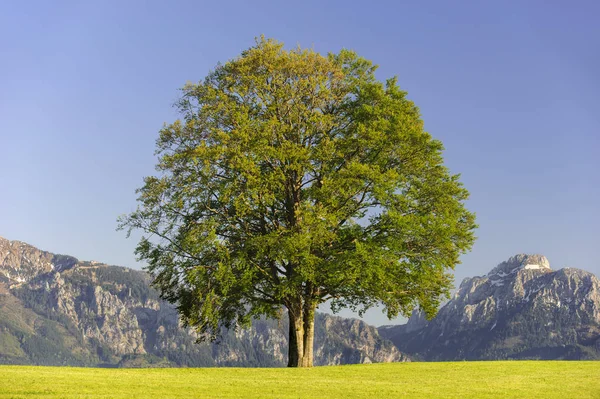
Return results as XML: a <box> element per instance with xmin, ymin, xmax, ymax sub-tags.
<box><xmin>119</xmin><ymin>37</ymin><xmax>476</xmax><ymax>347</ymax></box>
<box><xmin>0</xmin><ymin>329</ymin><xmax>25</xmax><ymax>360</ymax></box>
<box><xmin>1</xmin><ymin>362</ymin><xmax>599</xmax><ymax>399</ymax></box>
<box><xmin>16</xmin><ymin>319</ymin><xmax>91</xmax><ymax>366</ymax></box>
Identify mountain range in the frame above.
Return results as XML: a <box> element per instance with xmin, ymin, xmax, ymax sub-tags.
<box><xmin>0</xmin><ymin>236</ymin><xmax>406</xmax><ymax>367</ymax></box>
<box><xmin>379</xmin><ymin>254</ymin><xmax>600</xmax><ymax>360</ymax></box>
<box><xmin>2</xmin><ymin>236</ymin><xmax>599</xmax><ymax>366</ymax></box>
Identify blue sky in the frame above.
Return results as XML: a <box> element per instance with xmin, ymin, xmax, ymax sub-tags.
<box><xmin>0</xmin><ymin>0</ymin><xmax>598</xmax><ymax>325</ymax></box>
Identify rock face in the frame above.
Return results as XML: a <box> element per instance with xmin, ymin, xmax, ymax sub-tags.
<box><xmin>0</xmin><ymin>236</ymin><xmax>407</xmax><ymax>367</ymax></box>
<box><xmin>315</xmin><ymin>315</ymin><xmax>409</xmax><ymax>365</ymax></box>
<box><xmin>0</xmin><ymin>236</ymin><xmax>77</xmax><ymax>284</ymax></box>
<box><xmin>379</xmin><ymin>254</ymin><xmax>600</xmax><ymax>360</ymax></box>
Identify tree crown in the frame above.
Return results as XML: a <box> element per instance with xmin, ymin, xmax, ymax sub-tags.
<box><xmin>119</xmin><ymin>37</ymin><xmax>477</xmax><ymax>340</ymax></box>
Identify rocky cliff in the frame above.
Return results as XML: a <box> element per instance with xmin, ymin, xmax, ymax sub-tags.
<box><xmin>379</xmin><ymin>254</ymin><xmax>600</xmax><ymax>360</ymax></box>
<box><xmin>0</xmin><ymin>236</ymin><xmax>407</xmax><ymax>367</ymax></box>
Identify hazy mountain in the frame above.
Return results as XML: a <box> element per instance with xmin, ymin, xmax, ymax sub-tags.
<box><xmin>0</xmin><ymin>236</ymin><xmax>407</xmax><ymax>367</ymax></box>
<box><xmin>379</xmin><ymin>254</ymin><xmax>600</xmax><ymax>360</ymax></box>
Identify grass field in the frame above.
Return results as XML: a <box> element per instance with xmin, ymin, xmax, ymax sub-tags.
<box><xmin>0</xmin><ymin>361</ymin><xmax>598</xmax><ymax>399</ymax></box>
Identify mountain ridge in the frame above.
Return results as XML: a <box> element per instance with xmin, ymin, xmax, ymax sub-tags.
<box><xmin>0</xmin><ymin>235</ymin><xmax>407</xmax><ymax>367</ymax></box>
<box><xmin>379</xmin><ymin>254</ymin><xmax>600</xmax><ymax>360</ymax></box>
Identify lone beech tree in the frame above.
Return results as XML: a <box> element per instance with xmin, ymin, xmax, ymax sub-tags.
<box><xmin>120</xmin><ymin>37</ymin><xmax>476</xmax><ymax>367</ymax></box>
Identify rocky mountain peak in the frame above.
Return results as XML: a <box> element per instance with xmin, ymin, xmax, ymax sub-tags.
<box><xmin>0</xmin><ymin>236</ymin><xmax>79</xmax><ymax>284</ymax></box>
<box><xmin>380</xmin><ymin>254</ymin><xmax>600</xmax><ymax>361</ymax></box>
<box><xmin>488</xmin><ymin>254</ymin><xmax>551</xmax><ymax>279</ymax></box>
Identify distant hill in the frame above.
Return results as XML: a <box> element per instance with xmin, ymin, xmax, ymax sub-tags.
<box><xmin>0</xmin><ymin>236</ymin><xmax>407</xmax><ymax>367</ymax></box>
<box><xmin>379</xmin><ymin>254</ymin><xmax>600</xmax><ymax>360</ymax></box>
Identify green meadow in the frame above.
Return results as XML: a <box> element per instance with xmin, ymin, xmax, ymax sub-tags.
<box><xmin>0</xmin><ymin>361</ymin><xmax>598</xmax><ymax>398</ymax></box>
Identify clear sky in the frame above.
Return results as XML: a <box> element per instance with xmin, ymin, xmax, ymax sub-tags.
<box><xmin>1</xmin><ymin>0</ymin><xmax>598</xmax><ymax>326</ymax></box>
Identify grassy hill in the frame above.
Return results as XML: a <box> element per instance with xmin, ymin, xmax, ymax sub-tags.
<box><xmin>0</xmin><ymin>361</ymin><xmax>598</xmax><ymax>398</ymax></box>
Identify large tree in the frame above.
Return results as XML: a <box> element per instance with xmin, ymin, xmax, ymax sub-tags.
<box><xmin>119</xmin><ymin>37</ymin><xmax>476</xmax><ymax>367</ymax></box>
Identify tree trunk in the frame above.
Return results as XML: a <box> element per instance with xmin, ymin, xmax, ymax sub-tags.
<box><xmin>287</xmin><ymin>301</ymin><xmax>316</xmax><ymax>367</ymax></box>
<box><xmin>287</xmin><ymin>306</ymin><xmax>304</xmax><ymax>367</ymax></box>
<box><xmin>301</xmin><ymin>302</ymin><xmax>316</xmax><ymax>367</ymax></box>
